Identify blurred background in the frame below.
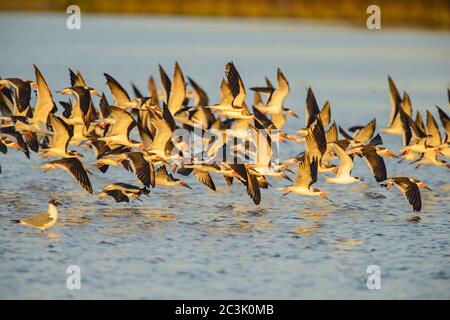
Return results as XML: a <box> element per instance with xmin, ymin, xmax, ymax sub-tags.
<box><xmin>0</xmin><ymin>0</ymin><xmax>449</xmax><ymax>29</ymax></box>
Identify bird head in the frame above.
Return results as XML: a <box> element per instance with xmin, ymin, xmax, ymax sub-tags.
<box><xmin>28</xmin><ymin>81</ymin><xmax>37</xmax><ymax>89</ymax></box>
<box><xmin>278</xmin><ymin>164</ymin><xmax>294</xmax><ymax>174</ymax></box>
<box><xmin>98</xmin><ymin>192</ymin><xmax>108</xmax><ymax>200</ymax></box>
<box><xmin>96</xmin><ymin>160</ymin><xmax>106</xmax><ymax>168</ymax></box>
<box><xmin>417</xmin><ymin>181</ymin><xmax>432</xmax><ymax>191</ymax></box>
<box><xmin>379</xmin><ymin>147</ymin><xmax>397</xmax><ymax>159</ymax></box>
<box><xmin>130</xmin><ymin>193</ymin><xmax>142</xmax><ymax>201</ymax></box>
<box><xmin>88</xmin><ymin>88</ymin><xmax>101</xmax><ymax>97</ymax></box>
<box><xmin>179</xmin><ymin>181</ymin><xmax>192</xmax><ymax>189</ymax></box>
<box><xmin>244</xmin><ymin>163</ymin><xmax>253</xmax><ymax>170</ymax></box>
<box><xmin>433</xmin><ymin>147</ymin><xmax>444</xmax><ymax>156</ymax></box>
<box><xmin>319</xmin><ymin>192</ymin><xmax>332</xmax><ymax>202</ymax></box>
<box><xmin>280</xmin><ymin>172</ymin><xmax>292</xmax><ymax>182</ymax></box>
<box><xmin>95</xmin><ymin>121</ymin><xmax>108</xmax><ymax>129</ymax></box>
<box><xmin>72</xmin><ymin>151</ymin><xmax>84</xmax><ymax>158</ymax></box>
<box><xmin>231</xmin><ymin>170</ymin><xmax>241</xmax><ymax>178</ymax></box>
<box><xmin>288</xmin><ymin>109</ymin><xmax>299</xmax><ymax>118</ymax></box>
<box><xmin>57</xmin><ymin>88</ymin><xmax>72</xmax><ymax>95</ymax></box>
<box><xmin>49</xmin><ymin>199</ymin><xmax>62</xmax><ymax>207</ymax></box>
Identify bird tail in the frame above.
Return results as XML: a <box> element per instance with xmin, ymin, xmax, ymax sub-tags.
<box><xmin>11</xmin><ymin>220</ymin><xmax>21</xmax><ymax>224</ymax></box>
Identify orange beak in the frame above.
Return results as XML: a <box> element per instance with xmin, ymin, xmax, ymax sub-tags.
<box><xmin>419</xmin><ymin>182</ymin><xmax>432</xmax><ymax>191</ymax></box>
<box><xmin>289</xmin><ymin>111</ymin><xmax>299</xmax><ymax>118</ymax></box>
<box><xmin>180</xmin><ymin>181</ymin><xmax>192</xmax><ymax>189</ymax></box>
<box><xmin>320</xmin><ymin>193</ymin><xmax>332</xmax><ymax>202</ymax></box>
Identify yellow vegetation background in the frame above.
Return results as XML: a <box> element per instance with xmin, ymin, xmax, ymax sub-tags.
<box><xmin>0</xmin><ymin>0</ymin><xmax>449</xmax><ymax>29</ymax></box>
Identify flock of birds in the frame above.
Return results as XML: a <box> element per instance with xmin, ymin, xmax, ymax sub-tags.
<box><xmin>1</xmin><ymin>62</ymin><xmax>449</xmax><ymax>231</ymax></box>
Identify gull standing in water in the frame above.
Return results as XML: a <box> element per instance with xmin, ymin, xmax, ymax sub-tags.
<box><xmin>12</xmin><ymin>200</ymin><xmax>61</xmax><ymax>232</ymax></box>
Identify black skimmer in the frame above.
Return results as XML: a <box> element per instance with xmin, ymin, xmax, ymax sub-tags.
<box><xmin>244</xmin><ymin>125</ymin><xmax>292</xmax><ymax>181</ymax></box>
<box><xmin>59</xmin><ymin>100</ymin><xmax>73</xmax><ymax>119</ymax></box>
<box><xmin>304</xmin><ymin>118</ymin><xmax>336</xmax><ymax>173</ymax></box>
<box><xmin>69</xmin><ymin>69</ymin><xmax>101</xmax><ymax>97</ymax></box>
<box><xmin>98</xmin><ymin>106</ymin><xmax>142</xmax><ymax>149</ymax></box>
<box><xmin>251</xmin><ymin>68</ymin><xmax>290</xmax><ymax>115</ymax></box>
<box><xmin>325</xmin><ymin>143</ymin><xmax>362</xmax><ymax>184</ymax></box>
<box><xmin>229</xmin><ymin>161</ymin><xmax>261</xmax><ymax>205</ymax></box>
<box><xmin>12</xmin><ymin>66</ymin><xmax>56</xmax><ymax>146</ymax></box>
<box><xmin>39</xmin><ymin>114</ymin><xmax>82</xmax><ymax>158</ymax></box>
<box><xmin>100</xmin><ymin>183</ymin><xmax>149</xmax><ymax>202</ymax></box>
<box><xmin>36</xmin><ymin>157</ymin><xmax>93</xmax><ymax>194</ymax></box>
<box><xmin>251</xmin><ymin>68</ymin><xmax>297</xmax><ymax>130</ymax></box>
<box><xmin>278</xmin><ymin>155</ymin><xmax>331</xmax><ymax>201</ymax></box>
<box><xmin>380</xmin><ymin>177</ymin><xmax>431</xmax><ymax>212</ymax></box>
<box><xmin>408</xmin><ymin>110</ymin><xmax>449</xmax><ymax>168</ymax></box>
<box><xmin>296</xmin><ymin>87</ymin><xmax>330</xmax><ymax>135</ymax></box>
<box><xmin>104</xmin><ymin>73</ymin><xmax>137</xmax><ymax>109</ymax></box>
<box><xmin>381</xmin><ymin>76</ymin><xmax>412</xmax><ymax>135</ymax></box>
<box><xmin>207</xmin><ymin>79</ymin><xmax>235</xmax><ymax>112</ymax></box>
<box><xmin>352</xmin><ymin>144</ymin><xmax>387</xmax><ymax>184</ymax></box>
<box><xmin>209</xmin><ymin>62</ymin><xmax>255</xmax><ymax>120</ymax></box>
<box><xmin>0</xmin><ymin>78</ymin><xmax>33</xmax><ymax>114</ymax></box>
<box><xmin>0</xmin><ymin>85</ymin><xmax>15</xmax><ymax>117</ymax></box>
<box><xmin>415</xmin><ymin>111</ymin><xmax>426</xmax><ymax>133</ymax></box>
<box><xmin>399</xmin><ymin>108</ymin><xmax>447</xmax><ymax>166</ymax></box>
<box><xmin>90</xmin><ymin>140</ymin><xmax>130</xmax><ymax>173</ymax></box>
<box><xmin>155</xmin><ymin>165</ymin><xmax>192</xmax><ymax>189</ymax></box>
<box><xmin>0</xmin><ymin>125</ymin><xmax>30</xmax><ymax>158</ymax></box>
<box><xmin>58</xmin><ymin>86</ymin><xmax>94</xmax><ymax>131</ymax></box>
<box><xmin>304</xmin><ymin>87</ymin><xmax>321</xmax><ymax>129</ymax></box>
<box><xmin>147</xmin><ymin>76</ymin><xmax>160</xmax><ymax>106</ymax></box>
<box><xmin>188</xmin><ymin>76</ymin><xmax>209</xmax><ymax>108</ymax></box>
<box><xmin>325</xmin><ymin>121</ymin><xmax>338</xmax><ymax>143</ymax></box>
<box><xmin>167</xmin><ymin>62</ymin><xmax>187</xmax><ymax>116</ymax></box>
<box><xmin>12</xmin><ymin>199</ymin><xmax>61</xmax><ymax>232</ymax></box>
<box><xmin>425</xmin><ymin>110</ymin><xmax>443</xmax><ymax>147</ymax></box>
<box><xmin>340</xmin><ymin>118</ymin><xmax>377</xmax><ymax>146</ymax></box>
<box><xmin>121</xmin><ymin>151</ymin><xmax>155</xmax><ymax>188</ymax></box>
<box><xmin>411</xmin><ymin>149</ymin><xmax>450</xmax><ymax>169</ymax></box>
<box><xmin>435</xmin><ymin>106</ymin><xmax>450</xmax><ymax>157</ymax></box>
<box><xmin>436</xmin><ymin>105</ymin><xmax>450</xmax><ymax>138</ymax></box>
<box><xmin>143</xmin><ymin>104</ymin><xmax>181</xmax><ymax>162</ymax></box>
<box><xmin>175</xmin><ymin>164</ymin><xmax>217</xmax><ymax>191</ymax></box>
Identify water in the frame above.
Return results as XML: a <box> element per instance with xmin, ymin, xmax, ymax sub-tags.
<box><xmin>0</xmin><ymin>13</ymin><xmax>449</xmax><ymax>299</ymax></box>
